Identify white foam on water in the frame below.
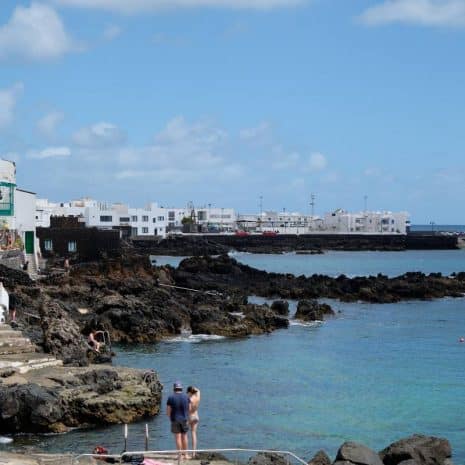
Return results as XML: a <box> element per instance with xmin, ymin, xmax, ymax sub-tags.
<box><xmin>165</xmin><ymin>334</ymin><xmax>226</xmax><ymax>343</ymax></box>
<box><xmin>229</xmin><ymin>312</ymin><xmax>245</xmax><ymax>319</ymax></box>
<box><xmin>289</xmin><ymin>319</ymin><xmax>323</xmax><ymax>327</ymax></box>
<box><xmin>0</xmin><ymin>436</ymin><xmax>13</xmax><ymax>444</ymax></box>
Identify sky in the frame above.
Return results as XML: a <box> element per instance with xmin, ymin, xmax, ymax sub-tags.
<box><xmin>1</xmin><ymin>0</ymin><xmax>465</xmax><ymax>222</ymax></box>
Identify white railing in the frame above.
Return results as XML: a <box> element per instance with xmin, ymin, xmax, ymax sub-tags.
<box><xmin>71</xmin><ymin>448</ymin><xmax>309</xmax><ymax>465</ymax></box>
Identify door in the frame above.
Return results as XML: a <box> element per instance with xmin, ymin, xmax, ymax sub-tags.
<box><xmin>25</xmin><ymin>231</ymin><xmax>34</xmax><ymax>253</ymax></box>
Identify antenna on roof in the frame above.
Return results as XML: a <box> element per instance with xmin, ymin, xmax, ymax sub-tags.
<box><xmin>310</xmin><ymin>193</ymin><xmax>316</xmax><ymax>218</ymax></box>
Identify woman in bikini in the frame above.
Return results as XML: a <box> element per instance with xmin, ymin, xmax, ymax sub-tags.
<box><xmin>187</xmin><ymin>386</ymin><xmax>201</xmax><ymax>457</ymax></box>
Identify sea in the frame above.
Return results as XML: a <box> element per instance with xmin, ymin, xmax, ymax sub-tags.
<box><xmin>7</xmin><ymin>250</ymin><xmax>465</xmax><ymax>463</ymax></box>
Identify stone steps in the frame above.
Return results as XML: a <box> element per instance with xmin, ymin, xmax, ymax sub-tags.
<box><xmin>0</xmin><ymin>324</ymin><xmax>63</xmax><ymax>373</ymax></box>
<box><xmin>0</xmin><ymin>352</ymin><xmax>63</xmax><ymax>374</ymax></box>
<box><xmin>0</xmin><ymin>341</ymin><xmax>36</xmax><ymax>355</ymax></box>
<box><xmin>0</xmin><ymin>324</ymin><xmax>36</xmax><ymax>355</ymax></box>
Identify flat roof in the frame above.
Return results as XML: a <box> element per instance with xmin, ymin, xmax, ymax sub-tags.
<box><xmin>16</xmin><ymin>188</ymin><xmax>37</xmax><ymax>195</ymax></box>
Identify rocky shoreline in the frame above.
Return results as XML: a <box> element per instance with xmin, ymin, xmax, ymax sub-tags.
<box><xmin>132</xmin><ymin>233</ymin><xmax>459</xmax><ymax>256</ymax></box>
<box><xmin>0</xmin><ymin>251</ymin><xmax>464</xmax><ymax>440</ymax></box>
<box><xmin>3</xmin><ymin>251</ymin><xmax>465</xmax><ymax>356</ymax></box>
<box><xmin>0</xmin><ymin>433</ymin><xmax>455</xmax><ymax>465</ymax></box>
<box><xmin>173</xmin><ymin>255</ymin><xmax>465</xmax><ymax>303</ymax></box>
<box><xmin>0</xmin><ymin>364</ymin><xmax>161</xmax><ymax>434</ymax></box>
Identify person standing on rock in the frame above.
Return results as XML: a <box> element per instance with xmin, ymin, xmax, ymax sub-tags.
<box><xmin>8</xmin><ymin>291</ymin><xmax>17</xmax><ymax>324</ymax></box>
<box><xmin>167</xmin><ymin>381</ymin><xmax>190</xmax><ymax>459</ymax></box>
<box><xmin>187</xmin><ymin>386</ymin><xmax>201</xmax><ymax>458</ymax></box>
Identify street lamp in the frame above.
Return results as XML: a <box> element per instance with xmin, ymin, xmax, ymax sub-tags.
<box><xmin>430</xmin><ymin>221</ymin><xmax>435</xmax><ymax>234</ymax></box>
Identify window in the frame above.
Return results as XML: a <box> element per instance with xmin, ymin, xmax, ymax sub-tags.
<box><xmin>120</xmin><ymin>217</ymin><xmax>130</xmax><ymax>222</ymax></box>
<box><xmin>68</xmin><ymin>241</ymin><xmax>77</xmax><ymax>252</ymax></box>
<box><xmin>132</xmin><ymin>216</ymin><xmax>138</xmax><ymax>222</ymax></box>
<box><xmin>158</xmin><ymin>216</ymin><xmax>164</xmax><ymax>221</ymax></box>
<box><xmin>154</xmin><ymin>228</ymin><xmax>157</xmax><ymax>235</ymax></box>
<box><xmin>142</xmin><ymin>227</ymin><xmax>149</xmax><ymax>233</ymax></box>
<box><xmin>100</xmin><ymin>216</ymin><xmax>112</xmax><ymax>222</ymax></box>
<box><xmin>142</xmin><ymin>215</ymin><xmax>149</xmax><ymax>222</ymax></box>
<box><xmin>44</xmin><ymin>239</ymin><xmax>53</xmax><ymax>251</ymax></box>
<box><xmin>168</xmin><ymin>211</ymin><xmax>175</xmax><ymax>221</ymax></box>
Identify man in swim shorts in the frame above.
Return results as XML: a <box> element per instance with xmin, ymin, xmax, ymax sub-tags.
<box><xmin>166</xmin><ymin>381</ymin><xmax>190</xmax><ymax>458</ymax></box>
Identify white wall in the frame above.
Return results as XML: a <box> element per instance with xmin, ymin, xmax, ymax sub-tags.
<box><xmin>15</xmin><ymin>189</ymin><xmax>36</xmax><ymax>235</ymax></box>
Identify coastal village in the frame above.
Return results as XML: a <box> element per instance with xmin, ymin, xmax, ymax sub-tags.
<box><xmin>0</xmin><ymin>158</ymin><xmax>460</xmax><ymax>465</ymax></box>
<box><xmin>0</xmin><ymin>157</ymin><xmax>412</xmax><ymax>274</ymax></box>
<box><xmin>1</xmin><ymin>0</ymin><xmax>463</xmax><ymax>463</ymax></box>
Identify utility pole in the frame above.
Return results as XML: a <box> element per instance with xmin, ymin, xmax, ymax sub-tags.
<box><xmin>364</xmin><ymin>195</ymin><xmax>368</xmax><ymax>213</ymax></box>
<box><xmin>259</xmin><ymin>195</ymin><xmax>263</xmax><ymax>216</ymax></box>
<box><xmin>310</xmin><ymin>193</ymin><xmax>316</xmax><ymax>218</ymax></box>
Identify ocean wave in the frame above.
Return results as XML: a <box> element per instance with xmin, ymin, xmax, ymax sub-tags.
<box><xmin>164</xmin><ymin>334</ymin><xmax>226</xmax><ymax>343</ymax></box>
<box><xmin>0</xmin><ymin>436</ymin><xmax>13</xmax><ymax>444</ymax></box>
<box><xmin>289</xmin><ymin>319</ymin><xmax>323</xmax><ymax>327</ymax></box>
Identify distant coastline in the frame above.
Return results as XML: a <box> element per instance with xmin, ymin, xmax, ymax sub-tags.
<box><xmin>411</xmin><ymin>224</ymin><xmax>465</xmax><ymax>233</ymax></box>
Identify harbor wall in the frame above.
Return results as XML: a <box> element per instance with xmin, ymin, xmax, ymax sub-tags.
<box><xmin>133</xmin><ymin>233</ymin><xmax>458</xmax><ymax>255</ymax></box>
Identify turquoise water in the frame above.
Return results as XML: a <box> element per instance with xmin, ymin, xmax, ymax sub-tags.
<box><xmin>22</xmin><ymin>297</ymin><xmax>465</xmax><ymax>462</ymax></box>
<box><xmin>7</xmin><ymin>251</ymin><xmax>465</xmax><ymax>462</ymax></box>
<box><xmin>153</xmin><ymin>249</ymin><xmax>465</xmax><ymax>277</ymax></box>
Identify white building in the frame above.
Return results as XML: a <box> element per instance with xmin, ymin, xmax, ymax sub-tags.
<box><xmin>237</xmin><ymin>211</ymin><xmax>322</xmax><ymax>234</ymax></box>
<box><xmin>37</xmin><ymin>198</ymin><xmax>170</xmax><ymax>238</ymax></box>
<box><xmin>237</xmin><ymin>209</ymin><xmax>410</xmax><ymax>235</ymax></box>
<box><xmin>323</xmin><ymin>209</ymin><xmax>410</xmax><ymax>234</ymax></box>
<box><xmin>0</xmin><ymin>159</ymin><xmax>38</xmax><ymax>270</ymax></box>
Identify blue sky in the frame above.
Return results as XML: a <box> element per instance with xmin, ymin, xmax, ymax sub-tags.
<box><xmin>0</xmin><ymin>0</ymin><xmax>464</xmax><ymax>222</ymax></box>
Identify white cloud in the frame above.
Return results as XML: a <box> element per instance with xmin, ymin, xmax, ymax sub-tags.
<box><xmin>359</xmin><ymin>0</ymin><xmax>465</xmax><ymax>27</ymax></box>
<box><xmin>322</xmin><ymin>171</ymin><xmax>339</xmax><ymax>183</ymax></box>
<box><xmin>239</xmin><ymin>122</ymin><xmax>272</xmax><ymax>144</ymax></box>
<box><xmin>271</xmin><ymin>147</ymin><xmax>300</xmax><ymax>169</ymax></box>
<box><xmin>54</xmin><ymin>0</ymin><xmax>305</xmax><ymax>14</ymax></box>
<box><xmin>364</xmin><ymin>167</ymin><xmax>382</xmax><ymax>177</ymax></box>
<box><xmin>73</xmin><ymin>122</ymin><xmax>127</xmax><ymax>147</ymax></box>
<box><xmin>37</xmin><ymin>110</ymin><xmax>65</xmax><ymax>137</ymax></box>
<box><xmin>0</xmin><ymin>82</ymin><xmax>23</xmax><ymax>128</ymax></box>
<box><xmin>115</xmin><ymin>116</ymin><xmax>241</xmax><ymax>182</ymax></box>
<box><xmin>27</xmin><ymin>146</ymin><xmax>71</xmax><ymax>159</ymax></box>
<box><xmin>103</xmin><ymin>24</ymin><xmax>122</xmax><ymax>40</ymax></box>
<box><xmin>306</xmin><ymin>152</ymin><xmax>327</xmax><ymax>172</ymax></box>
<box><xmin>0</xmin><ymin>3</ymin><xmax>79</xmax><ymax>61</ymax></box>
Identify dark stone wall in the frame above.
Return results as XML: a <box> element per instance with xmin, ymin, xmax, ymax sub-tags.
<box><xmin>207</xmin><ymin>233</ymin><xmax>407</xmax><ymax>250</ymax></box>
<box><xmin>133</xmin><ymin>233</ymin><xmax>458</xmax><ymax>255</ymax></box>
<box><xmin>50</xmin><ymin>216</ymin><xmax>85</xmax><ymax>229</ymax></box>
<box><xmin>37</xmin><ymin>227</ymin><xmax>121</xmax><ymax>261</ymax></box>
<box><xmin>405</xmin><ymin>234</ymin><xmax>458</xmax><ymax>249</ymax></box>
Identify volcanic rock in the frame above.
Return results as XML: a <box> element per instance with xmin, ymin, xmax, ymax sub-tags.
<box><xmin>39</xmin><ymin>299</ymin><xmax>89</xmax><ymax>366</ymax></box>
<box><xmin>271</xmin><ymin>300</ymin><xmax>290</xmax><ymax>316</ymax></box>
<box><xmin>295</xmin><ymin>300</ymin><xmax>335</xmax><ymax>321</ymax></box>
<box><xmin>379</xmin><ymin>434</ymin><xmax>453</xmax><ymax>465</ymax></box>
<box><xmin>248</xmin><ymin>452</ymin><xmax>288</xmax><ymax>465</ymax></box>
<box><xmin>0</xmin><ymin>365</ymin><xmax>162</xmax><ymax>434</ymax></box>
<box><xmin>308</xmin><ymin>450</ymin><xmax>331</xmax><ymax>465</ymax></box>
<box><xmin>335</xmin><ymin>441</ymin><xmax>383</xmax><ymax>465</ymax></box>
